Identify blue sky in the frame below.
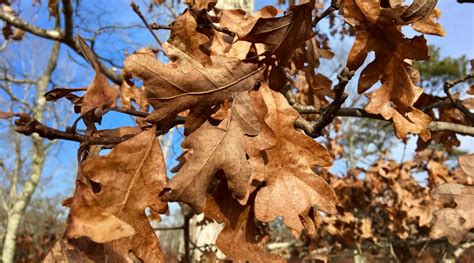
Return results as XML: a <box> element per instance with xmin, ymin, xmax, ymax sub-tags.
<box><xmin>1</xmin><ymin>0</ymin><xmax>473</xmax><ymax>199</ymax></box>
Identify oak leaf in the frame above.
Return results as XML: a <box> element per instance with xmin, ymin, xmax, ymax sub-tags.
<box><xmin>430</xmin><ymin>183</ymin><xmax>474</xmax><ymax>244</ymax></box>
<box><xmin>123</xmin><ymin>43</ymin><xmax>263</xmax><ymax>134</ymax></box>
<box><xmin>459</xmin><ymin>154</ymin><xmax>474</xmax><ymax>177</ymax></box>
<box><xmin>204</xmin><ymin>182</ymin><xmax>284</xmax><ymax>262</ymax></box>
<box><xmin>65</xmin><ymin>128</ymin><xmax>167</xmax><ymax>262</ymax></box>
<box><xmin>161</xmin><ymin>91</ymin><xmax>262</xmax><ymax>212</ymax></box>
<box><xmin>44</xmin><ymin>238</ymin><xmax>104</xmax><ymax>263</ymax></box>
<box><xmin>412</xmin><ymin>8</ymin><xmax>445</xmax><ymax>36</ymax></box>
<box><xmin>253</xmin><ymin>84</ymin><xmax>338</xmax><ymax>236</ymax></box>
<box><xmin>236</xmin><ymin>0</ymin><xmax>314</xmax><ymax>66</ymax></box>
<box><xmin>169</xmin><ymin>10</ymin><xmax>212</xmax><ymax>67</ymax></box>
<box><xmin>342</xmin><ymin>0</ymin><xmax>433</xmax><ymax>141</ymax></box>
<box><xmin>77</xmin><ymin>36</ymin><xmax>118</xmax><ymax>122</ymax></box>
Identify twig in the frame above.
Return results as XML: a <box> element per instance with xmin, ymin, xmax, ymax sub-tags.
<box><xmin>150</xmin><ymin>23</ymin><xmax>172</xmax><ymax>30</ymax></box>
<box><xmin>10</xmin><ymin>113</ymin><xmax>127</xmax><ymax>145</ymax></box>
<box><xmin>62</xmin><ymin>0</ymin><xmax>74</xmax><ymax>40</ymax></box>
<box><xmin>312</xmin><ymin>0</ymin><xmax>340</xmax><ymax>26</ymax></box>
<box><xmin>283</xmin><ymin>85</ymin><xmax>325</xmax><ymax>114</ymax></box>
<box><xmin>296</xmin><ymin>113</ymin><xmax>474</xmax><ymax>137</ymax></box>
<box><xmin>130</xmin><ymin>1</ymin><xmax>163</xmax><ymax>47</ymax></box>
<box><xmin>295</xmin><ymin>68</ymin><xmax>353</xmax><ymax>137</ymax></box>
<box><xmin>4</xmin><ymin>111</ymin><xmax>186</xmax><ymax>144</ymax></box>
<box><xmin>443</xmin><ymin>74</ymin><xmax>474</xmax><ymax>124</ymax></box>
<box><xmin>444</xmin><ymin>73</ymin><xmax>474</xmax><ymax>90</ymax></box>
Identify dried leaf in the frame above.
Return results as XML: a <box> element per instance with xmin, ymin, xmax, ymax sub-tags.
<box><xmin>78</xmin><ymin>37</ymin><xmax>118</xmax><ymax>122</ymax></box>
<box><xmin>253</xmin><ymin>84</ymin><xmax>338</xmax><ymax>236</ymax></box>
<box><xmin>66</xmin><ymin>128</ymin><xmax>167</xmax><ymax>262</ymax></box>
<box><xmin>236</xmin><ymin>0</ymin><xmax>314</xmax><ymax>66</ymax></box>
<box><xmin>431</xmin><ymin>183</ymin><xmax>474</xmax><ymax>244</ymax></box>
<box><xmin>401</xmin><ymin>0</ymin><xmax>438</xmax><ymax>23</ymax></box>
<box><xmin>44</xmin><ymin>238</ymin><xmax>103</xmax><ymax>263</ymax></box>
<box><xmin>168</xmin><ymin>10</ymin><xmax>212</xmax><ymax>67</ymax></box>
<box><xmin>161</xmin><ymin>91</ymin><xmax>261</xmax><ymax>212</ymax></box>
<box><xmin>204</xmin><ymin>182</ymin><xmax>284</xmax><ymax>262</ymax></box>
<box><xmin>459</xmin><ymin>154</ymin><xmax>474</xmax><ymax>177</ymax></box>
<box><xmin>342</xmin><ymin>0</ymin><xmax>433</xmax><ymax>140</ymax></box>
<box><xmin>123</xmin><ymin>43</ymin><xmax>263</xmax><ymax>134</ymax></box>
<box><xmin>412</xmin><ymin>8</ymin><xmax>445</xmax><ymax>36</ymax></box>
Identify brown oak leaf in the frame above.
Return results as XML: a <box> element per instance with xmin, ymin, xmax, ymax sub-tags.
<box><xmin>77</xmin><ymin>37</ymin><xmax>119</xmax><ymax>124</ymax></box>
<box><xmin>430</xmin><ymin>183</ymin><xmax>474</xmax><ymax>244</ymax></box>
<box><xmin>236</xmin><ymin>0</ymin><xmax>314</xmax><ymax>66</ymax></box>
<box><xmin>253</xmin><ymin>84</ymin><xmax>338</xmax><ymax>237</ymax></box>
<box><xmin>459</xmin><ymin>154</ymin><xmax>474</xmax><ymax>178</ymax></box>
<box><xmin>123</xmin><ymin>43</ymin><xmax>263</xmax><ymax>135</ymax></box>
<box><xmin>65</xmin><ymin>128</ymin><xmax>167</xmax><ymax>262</ymax></box>
<box><xmin>44</xmin><ymin>238</ymin><xmax>104</xmax><ymax>263</ymax></box>
<box><xmin>168</xmin><ymin>10</ymin><xmax>212</xmax><ymax>67</ymax></box>
<box><xmin>412</xmin><ymin>7</ymin><xmax>445</xmax><ymax>36</ymax></box>
<box><xmin>161</xmin><ymin>91</ymin><xmax>263</xmax><ymax>212</ymax></box>
<box><xmin>204</xmin><ymin>182</ymin><xmax>284</xmax><ymax>262</ymax></box>
<box><xmin>342</xmin><ymin>0</ymin><xmax>433</xmax><ymax>141</ymax></box>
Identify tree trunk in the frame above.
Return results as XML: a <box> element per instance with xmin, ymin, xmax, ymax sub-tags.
<box><xmin>1</xmin><ymin>41</ymin><xmax>60</xmax><ymax>263</ymax></box>
<box><xmin>215</xmin><ymin>0</ymin><xmax>254</xmax><ymax>13</ymax></box>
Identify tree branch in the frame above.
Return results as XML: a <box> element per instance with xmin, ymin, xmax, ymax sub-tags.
<box><xmin>62</xmin><ymin>0</ymin><xmax>74</xmax><ymax>40</ymax></box>
<box><xmin>10</xmin><ymin>113</ymin><xmax>128</xmax><ymax>145</ymax></box>
<box><xmin>428</xmin><ymin>121</ymin><xmax>474</xmax><ymax>136</ymax></box>
<box><xmin>295</xmin><ymin>109</ymin><xmax>474</xmax><ymax>137</ymax></box>
<box><xmin>0</xmin><ymin>8</ymin><xmax>63</xmax><ymax>41</ymax></box>
<box><xmin>312</xmin><ymin>0</ymin><xmax>340</xmax><ymax>26</ymax></box>
<box><xmin>130</xmin><ymin>1</ymin><xmax>163</xmax><ymax>48</ymax></box>
<box><xmin>444</xmin><ymin>73</ymin><xmax>474</xmax><ymax>124</ymax></box>
<box><xmin>293</xmin><ymin>68</ymin><xmax>354</xmax><ymax>137</ymax></box>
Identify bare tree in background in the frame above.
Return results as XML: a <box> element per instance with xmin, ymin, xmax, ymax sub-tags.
<box><xmin>216</xmin><ymin>0</ymin><xmax>254</xmax><ymax>13</ymax></box>
<box><xmin>0</xmin><ymin>38</ymin><xmax>60</xmax><ymax>262</ymax></box>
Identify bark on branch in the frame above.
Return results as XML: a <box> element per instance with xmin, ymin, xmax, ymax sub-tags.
<box><xmin>292</xmin><ymin>67</ymin><xmax>354</xmax><ymax>137</ymax></box>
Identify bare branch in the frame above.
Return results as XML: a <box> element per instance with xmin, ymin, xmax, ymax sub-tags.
<box><xmin>10</xmin><ymin>113</ymin><xmax>128</xmax><ymax>145</ymax></box>
<box><xmin>443</xmin><ymin>73</ymin><xmax>474</xmax><ymax>124</ymax></box>
<box><xmin>312</xmin><ymin>0</ymin><xmax>340</xmax><ymax>26</ymax></box>
<box><xmin>0</xmin><ymin>8</ymin><xmax>63</xmax><ymax>41</ymax></box>
<box><xmin>130</xmin><ymin>1</ymin><xmax>163</xmax><ymax>48</ymax></box>
<box><xmin>428</xmin><ymin>121</ymin><xmax>474</xmax><ymax>136</ymax></box>
<box><xmin>294</xmin><ymin>68</ymin><xmax>354</xmax><ymax>137</ymax></box>
<box><xmin>62</xmin><ymin>0</ymin><xmax>74</xmax><ymax>40</ymax></box>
